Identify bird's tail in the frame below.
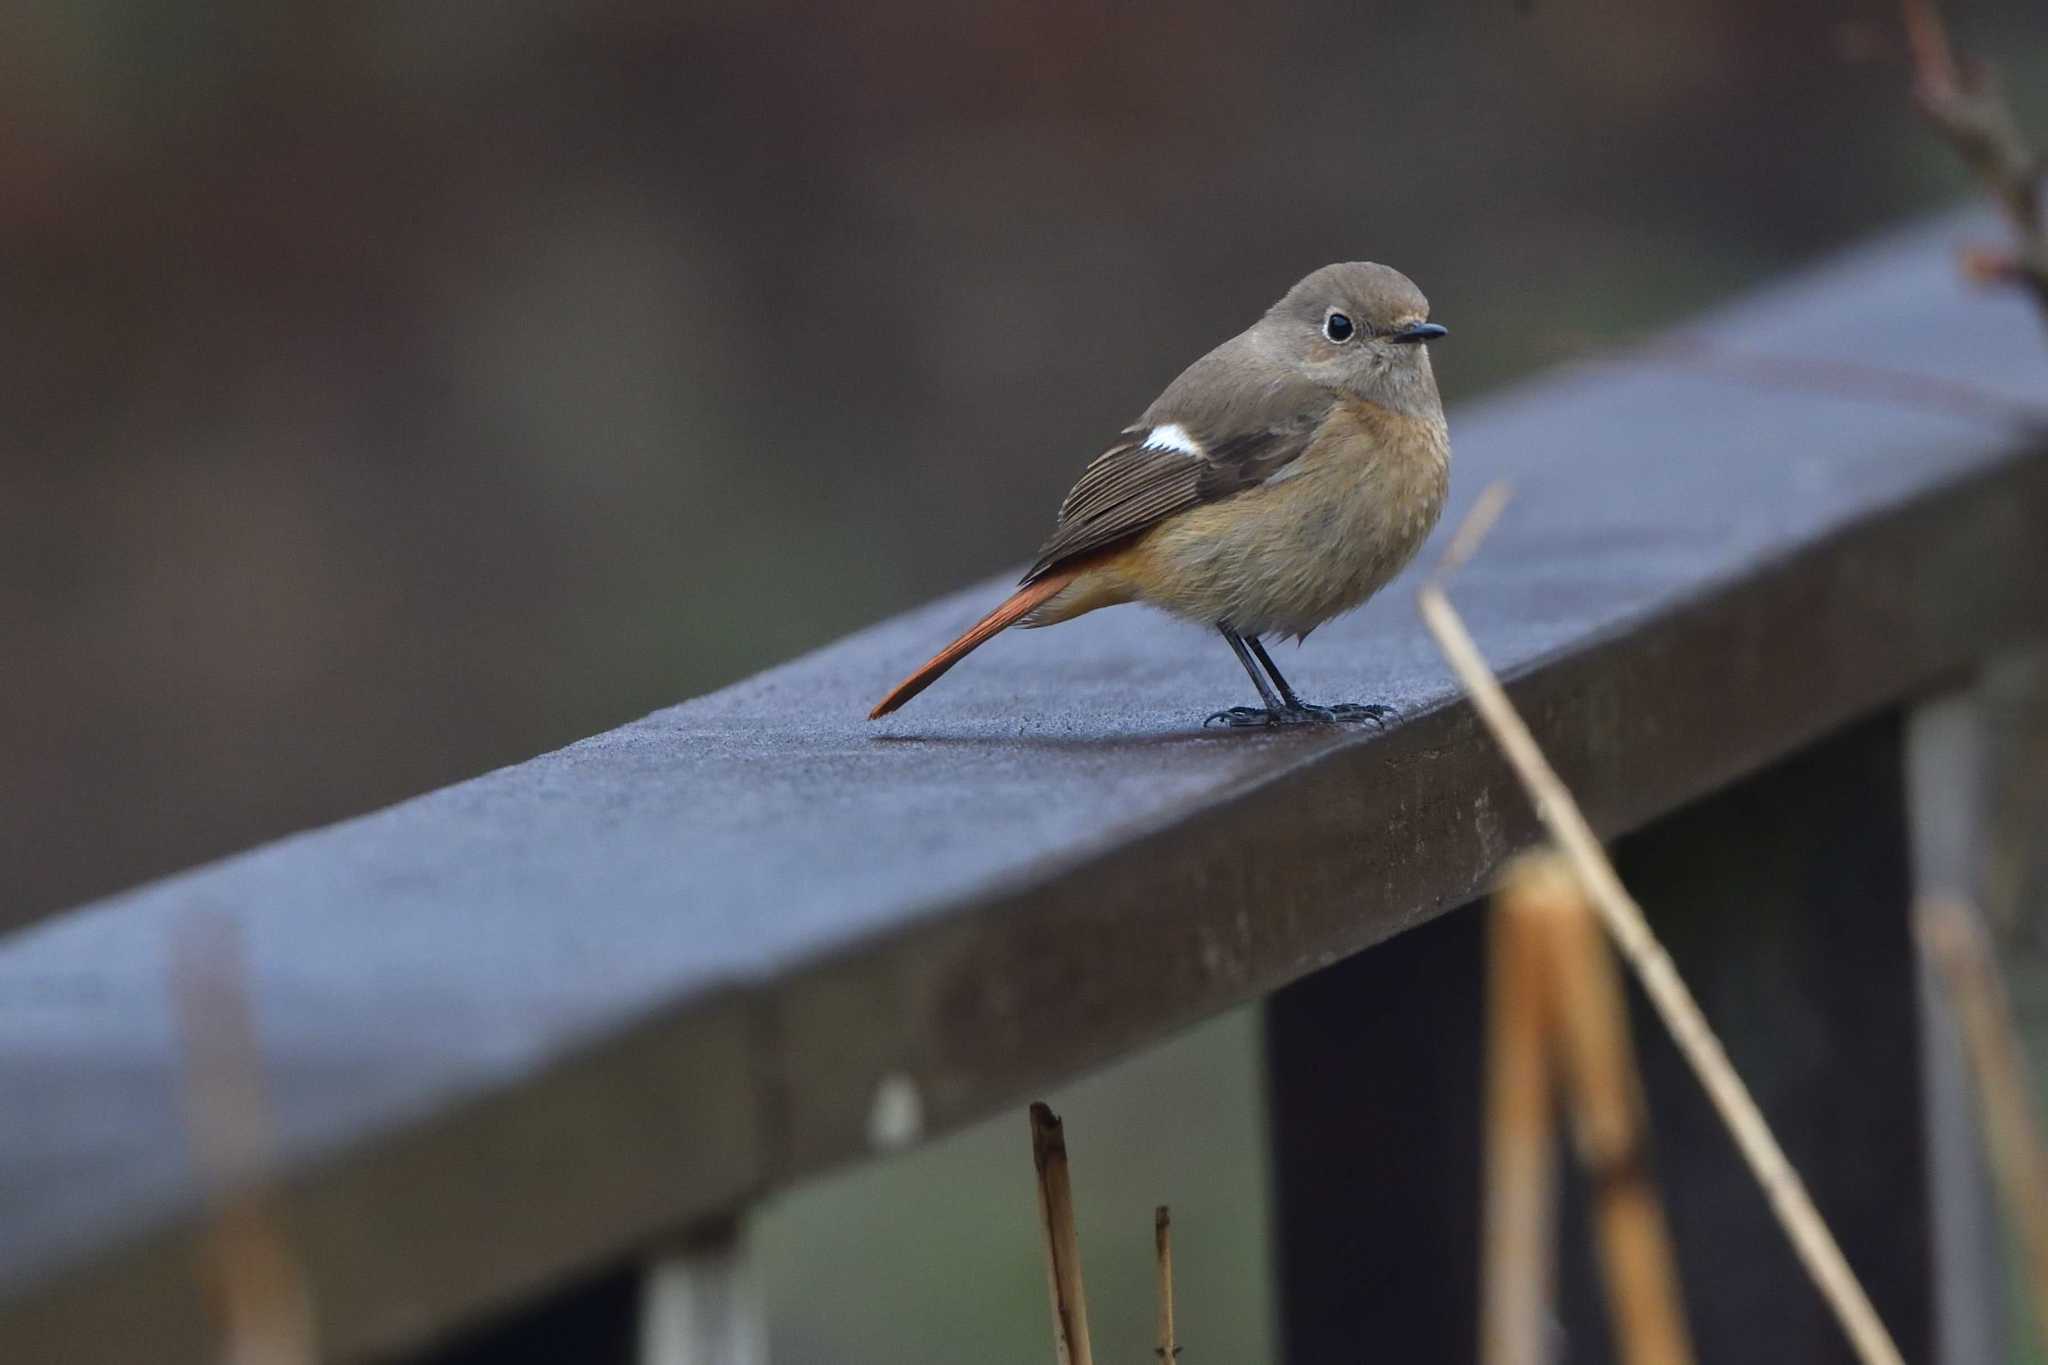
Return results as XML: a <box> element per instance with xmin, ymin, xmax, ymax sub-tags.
<box><xmin>868</xmin><ymin>567</ymin><xmax>1080</xmax><ymax>719</ymax></box>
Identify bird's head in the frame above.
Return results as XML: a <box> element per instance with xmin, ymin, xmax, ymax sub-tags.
<box><xmin>1267</xmin><ymin>261</ymin><xmax>1445</xmax><ymax>411</ymax></box>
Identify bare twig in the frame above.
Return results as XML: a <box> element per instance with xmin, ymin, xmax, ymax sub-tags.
<box><xmin>1154</xmin><ymin>1205</ymin><xmax>1179</xmax><ymax>1362</ymax></box>
<box><xmin>1916</xmin><ymin>896</ymin><xmax>2048</xmax><ymax>1352</ymax></box>
<box><xmin>1419</xmin><ymin>484</ymin><xmax>1907</xmax><ymax>1365</ymax></box>
<box><xmin>1526</xmin><ymin>854</ymin><xmax>1695</xmax><ymax>1365</ymax></box>
<box><xmin>1483</xmin><ymin>859</ymin><xmax>1563</xmax><ymax>1365</ymax></box>
<box><xmin>1030</xmin><ymin>1102</ymin><xmax>1095</xmax><ymax>1365</ymax></box>
<box><xmin>1901</xmin><ymin>0</ymin><xmax>2048</xmax><ymax>324</ymax></box>
<box><xmin>170</xmin><ymin>914</ymin><xmax>316</xmax><ymax>1365</ymax></box>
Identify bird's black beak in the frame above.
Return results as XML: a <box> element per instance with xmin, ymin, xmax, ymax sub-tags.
<box><xmin>1392</xmin><ymin>322</ymin><xmax>1448</xmax><ymax>344</ymax></box>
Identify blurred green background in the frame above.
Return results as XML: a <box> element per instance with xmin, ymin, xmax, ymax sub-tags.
<box><xmin>4</xmin><ymin>1</ymin><xmax>2047</xmax><ymax>1360</ymax></box>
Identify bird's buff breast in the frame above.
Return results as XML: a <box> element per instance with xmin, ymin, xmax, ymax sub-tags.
<box><xmin>1113</xmin><ymin>405</ymin><xmax>1449</xmax><ymax>638</ymax></box>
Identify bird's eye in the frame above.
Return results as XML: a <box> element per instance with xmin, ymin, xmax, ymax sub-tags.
<box><xmin>1324</xmin><ymin>311</ymin><xmax>1354</xmax><ymax>342</ymax></box>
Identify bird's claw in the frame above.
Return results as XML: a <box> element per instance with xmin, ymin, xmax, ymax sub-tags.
<box><xmin>1203</xmin><ymin>702</ymin><xmax>1395</xmax><ymax>730</ymax></box>
<box><xmin>1204</xmin><ymin>706</ymin><xmax>1278</xmax><ymax>729</ymax></box>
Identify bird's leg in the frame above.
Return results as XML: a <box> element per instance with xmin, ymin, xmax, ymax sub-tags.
<box><xmin>1206</xmin><ymin>627</ymin><xmax>1290</xmax><ymax>728</ymax></box>
<box><xmin>1243</xmin><ymin>636</ymin><xmax>1396</xmax><ymax>728</ymax></box>
<box><xmin>1205</xmin><ymin>627</ymin><xmax>1398</xmax><ymax>729</ymax></box>
<box><xmin>1244</xmin><ymin>636</ymin><xmax>1309</xmax><ymax>710</ymax></box>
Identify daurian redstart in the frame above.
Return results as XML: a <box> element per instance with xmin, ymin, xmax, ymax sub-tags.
<box><xmin>871</xmin><ymin>262</ymin><xmax>1449</xmax><ymax>728</ymax></box>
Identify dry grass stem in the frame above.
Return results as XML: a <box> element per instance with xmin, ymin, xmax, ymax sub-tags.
<box><xmin>1901</xmin><ymin>0</ymin><xmax>2048</xmax><ymax>323</ymax></box>
<box><xmin>171</xmin><ymin>913</ymin><xmax>316</xmax><ymax>1365</ymax></box>
<box><xmin>1439</xmin><ymin>479</ymin><xmax>1515</xmax><ymax>578</ymax></box>
<box><xmin>1419</xmin><ymin>484</ymin><xmax>1906</xmax><ymax>1365</ymax></box>
<box><xmin>1154</xmin><ymin>1205</ymin><xmax>1179</xmax><ymax>1362</ymax></box>
<box><xmin>1916</xmin><ymin>896</ymin><xmax>2048</xmax><ymax>1350</ymax></box>
<box><xmin>1520</xmin><ymin>854</ymin><xmax>1695</xmax><ymax>1365</ymax></box>
<box><xmin>1030</xmin><ymin>1102</ymin><xmax>1095</xmax><ymax>1365</ymax></box>
<box><xmin>1483</xmin><ymin>862</ymin><xmax>1562</xmax><ymax>1365</ymax></box>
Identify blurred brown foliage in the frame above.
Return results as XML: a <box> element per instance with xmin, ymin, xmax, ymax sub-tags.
<box><xmin>3</xmin><ymin>0</ymin><xmax>2043</xmax><ymax>922</ymax></box>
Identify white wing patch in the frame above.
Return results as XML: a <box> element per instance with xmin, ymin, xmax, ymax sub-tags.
<box><xmin>1139</xmin><ymin>422</ymin><xmax>1203</xmax><ymax>458</ymax></box>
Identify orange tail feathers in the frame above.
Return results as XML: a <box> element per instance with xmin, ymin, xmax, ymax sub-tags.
<box><xmin>868</xmin><ymin>568</ymin><xmax>1079</xmax><ymax>719</ymax></box>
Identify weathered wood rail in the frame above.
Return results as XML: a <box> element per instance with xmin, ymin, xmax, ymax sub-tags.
<box><xmin>3</xmin><ymin>207</ymin><xmax>2046</xmax><ymax>1363</ymax></box>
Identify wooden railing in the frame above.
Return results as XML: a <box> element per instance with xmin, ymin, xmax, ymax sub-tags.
<box><xmin>2</xmin><ymin>206</ymin><xmax>2045</xmax><ymax>1364</ymax></box>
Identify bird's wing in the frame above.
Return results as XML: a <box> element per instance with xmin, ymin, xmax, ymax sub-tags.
<box><xmin>1023</xmin><ymin>357</ymin><xmax>1336</xmax><ymax>582</ymax></box>
<box><xmin>1021</xmin><ymin>426</ymin><xmax>1309</xmax><ymax>580</ymax></box>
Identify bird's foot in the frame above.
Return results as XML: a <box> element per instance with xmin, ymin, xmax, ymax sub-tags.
<box><xmin>1321</xmin><ymin>702</ymin><xmax>1396</xmax><ymax>726</ymax></box>
<box><xmin>1203</xmin><ymin>702</ymin><xmax>1395</xmax><ymax>730</ymax></box>
<box><xmin>1204</xmin><ymin>706</ymin><xmax>1282</xmax><ymax>729</ymax></box>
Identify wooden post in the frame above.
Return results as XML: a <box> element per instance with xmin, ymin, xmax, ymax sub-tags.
<box><xmin>1265</xmin><ymin>904</ymin><xmax>1488</xmax><ymax>1360</ymax></box>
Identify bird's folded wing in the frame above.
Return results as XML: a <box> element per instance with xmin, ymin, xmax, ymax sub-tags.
<box><xmin>1022</xmin><ymin>421</ymin><xmax>1319</xmax><ymax>582</ymax></box>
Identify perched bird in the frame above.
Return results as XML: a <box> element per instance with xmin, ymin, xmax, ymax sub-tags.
<box><xmin>870</xmin><ymin>262</ymin><xmax>1450</xmax><ymax>728</ymax></box>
